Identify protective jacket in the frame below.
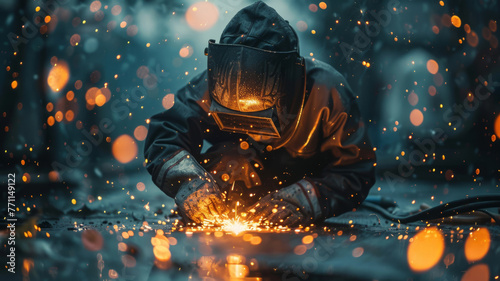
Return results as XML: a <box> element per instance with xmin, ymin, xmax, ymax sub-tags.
<box><xmin>144</xmin><ymin>2</ymin><xmax>376</xmax><ymax>219</ymax></box>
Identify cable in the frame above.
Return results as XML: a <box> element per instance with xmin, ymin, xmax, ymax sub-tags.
<box><xmin>361</xmin><ymin>196</ymin><xmax>500</xmax><ymax>224</ymax></box>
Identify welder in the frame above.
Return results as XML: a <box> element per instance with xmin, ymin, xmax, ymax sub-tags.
<box><xmin>144</xmin><ymin>1</ymin><xmax>376</xmax><ymax>226</ymax></box>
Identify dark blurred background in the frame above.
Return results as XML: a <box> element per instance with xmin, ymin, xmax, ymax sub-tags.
<box><xmin>0</xmin><ymin>0</ymin><xmax>499</xmax><ymax>218</ymax></box>
<box><xmin>1</xmin><ymin>1</ymin><xmax>500</xmax><ymax>280</ymax></box>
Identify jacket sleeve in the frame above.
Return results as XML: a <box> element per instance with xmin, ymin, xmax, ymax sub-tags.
<box><xmin>306</xmin><ymin>67</ymin><xmax>377</xmax><ymax>218</ymax></box>
<box><xmin>144</xmin><ymin>72</ymin><xmax>221</xmax><ymax>198</ymax></box>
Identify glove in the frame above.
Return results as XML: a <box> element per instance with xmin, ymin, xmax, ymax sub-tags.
<box><xmin>203</xmin><ymin>143</ymin><xmax>263</xmax><ymax>189</ymax></box>
<box><xmin>247</xmin><ymin>179</ymin><xmax>323</xmax><ymax>226</ymax></box>
<box><xmin>175</xmin><ymin>178</ymin><xmax>226</xmax><ymax>224</ymax></box>
<box><xmin>154</xmin><ymin>149</ymin><xmax>227</xmax><ymax>223</ymax></box>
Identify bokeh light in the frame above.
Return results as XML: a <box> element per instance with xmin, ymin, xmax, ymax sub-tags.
<box><xmin>22</xmin><ymin>172</ymin><xmax>31</xmax><ymax>183</ymax></box>
<box><xmin>153</xmin><ymin>245</ymin><xmax>171</xmax><ymax>262</ymax></box>
<box><xmin>136</xmin><ymin>182</ymin><xmax>146</xmax><ymax>191</ymax></box>
<box><xmin>494</xmin><ymin>114</ymin><xmax>500</xmax><ymax>138</ymax></box>
<box><xmin>410</xmin><ymin>109</ymin><xmax>424</xmax><ymax>126</ymax></box>
<box><xmin>464</xmin><ymin>228</ymin><xmax>490</xmax><ymax>262</ymax></box>
<box><xmin>111</xmin><ymin>5</ymin><xmax>122</xmax><ymax>16</ymax></box>
<box><xmin>108</xmin><ymin>269</ymin><xmax>118</xmax><ymax>279</ymax></box>
<box><xmin>126</xmin><ymin>25</ymin><xmax>138</xmax><ymax>36</ymax></box>
<box><xmin>66</xmin><ymin>91</ymin><xmax>74</xmax><ymax>101</ymax></box>
<box><xmin>75</xmin><ymin>80</ymin><xmax>82</xmax><ymax>90</ymax></box>
<box><xmin>451</xmin><ymin>15</ymin><xmax>461</xmax><ymax>28</ymax></box>
<box><xmin>65</xmin><ymin>110</ymin><xmax>74</xmax><ymax>122</ymax></box>
<box><xmin>55</xmin><ymin>111</ymin><xmax>63</xmax><ymax>122</ymax></box>
<box><xmin>112</xmin><ymin>134</ymin><xmax>138</xmax><ymax>164</ymax></box>
<box><xmin>302</xmin><ymin>235</ymin><xmax>313</xmax><ymax>244</ymax></box>
<box><xmin>185</xmin><ymin>2</ymin><xmax>219</xmax><ymax>31</ymax></box>
<box><xmin>407</xmin><ymin>227</ymin><xmax>444</xmax><ymax>272</ymax></box>
<box><xmin>90</xmin><ymin>1</ymin><xmax>101</xmax><ymax>13</ymax></box>
<box><xmin>47</xmin><ymin>60</ymin><xmax>70</xmax><ymax>92</ymax></box>
<box><xmin>294</xmin><ymin>245</ymin><xmax>307</xmax><ymax>255</ymax></box>
<box><xmin>426</xmin><ymin>59</ymin><xmax>439</xmax><ymax>74</ymax></box>
<box><xmin>47</xmin><ymin>116</ymin><xmax>55</xmax><ymax>126</ymax></box>
<box><xmin>408</xmin><ymin>92</ymin><xmax>419</xmax><ymax>106</ymax></box>
<box><xmin>95</xmin><ymin>88</ymin><xmax>110</xmax><ymax>106</ymax></box>
<box><xmin>352</xmin><ymin>247</ymin><xmax>364</xmax><ymax>258</ymax></box>
<box><xmin>296</xmin><ymin>21</ymin><xmax>308</xmax><ymax>32</ymax></box>
<box><xmin>179</xmin><ymin>45</ymin><xmax>193</xmax><ymax>58</ymax></box>
<box><xmin>461</xmin><ymin>264</ymin><xmax>489</xmax><ymax>281</ymax></box>
<box><xmin>136</xmin><ymin>66</ymin><xmax>149</xmax><ymax>79</ymax></box>
<box><xmin>428</xmin><ymin>85</ymin><xmax>437</xmax><ymax>96</ymax></box>
<box><xmin>467</xmin><ymin>31</ymin><xmax>479</xmax><ymax>47</ymax></box>
<box><xmin>70</xmin><ymin>34</ymin><xmax>81</xmax><ymax>46</ymax></box>
<box><xmin>133</xmin><ymin>125</ymin><xmax>148</xmax><ymax>141</ymax></box>
<box><xmin>122</xmin><ymin>255</ymin><xmax>136</xmax><ymax>268</ymax></box>
<box><xmin>85</xmin><ymin>87</ymin><xmax>99</xmax><ymax>105</ymax></box>
<box><xmin>81</xmin><ymin>229</ymin><xmax>104</xmax><ymax>251</ymax></box>
<box><xmin>162</xmin><ymin>93</ymin><xmax>175</xmax><ymax>110</ymax></box>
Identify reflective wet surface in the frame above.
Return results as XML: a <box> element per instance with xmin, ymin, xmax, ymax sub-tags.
<box><xmin>2</xmin><ymin>174</ymin><xmax>499</xmax><ymax>281</ymax></box>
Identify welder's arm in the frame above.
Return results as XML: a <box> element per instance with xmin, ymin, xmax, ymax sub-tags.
<box><xmin>144</xmin><ymin>72</ymin><xmax>226</xmax><ymax>222</ymax></box>
<box><xmin>310</xmin><ymin>87</ymin><xmax>377</xmax><ymax>218</ymax></box>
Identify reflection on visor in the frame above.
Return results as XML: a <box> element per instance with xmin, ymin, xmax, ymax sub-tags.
<box><xmin>212</xmin><ymin>112</ymin><xmax>280</xmax><ymax>138</ymax></box>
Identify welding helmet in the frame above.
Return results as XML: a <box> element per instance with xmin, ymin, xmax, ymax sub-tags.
<box><xmin>206</xmin><ymin>39</ymin><xmax>306</xmax><ymax>148</ymax></box>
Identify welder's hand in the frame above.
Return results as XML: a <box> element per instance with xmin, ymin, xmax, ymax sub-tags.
<box><xmin>247</xmin><ymin>179</ymin><xmax>323</xmax><ymax>226</ymax></box>
<box><xmin>175</xmin><ymin>179</ymin><xmax>227</xmax><ymax>224</ymax></box>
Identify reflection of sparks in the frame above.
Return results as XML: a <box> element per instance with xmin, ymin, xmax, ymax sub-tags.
<box><xmin>237</xmin><ymin>98</ymin><xmax>263</xmax><ymax>111</ymax></box>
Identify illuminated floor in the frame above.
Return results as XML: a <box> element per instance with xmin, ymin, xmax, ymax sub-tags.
<box><xmin>2</xmin><ymin>173</ymin><xmax>499</xmax><ymax>281</ymax></box>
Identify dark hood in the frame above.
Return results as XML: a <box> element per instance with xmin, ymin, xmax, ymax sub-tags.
<box><xmin>219</xmin><ymin>1</ymin><xmax>299</xmax><ymax>53</ymax></box>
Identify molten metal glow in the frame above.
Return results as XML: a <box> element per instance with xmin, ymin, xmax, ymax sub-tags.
<box><xmin>178</xmin><ymin>207</ymin><xmax>291</xmax><ymax>236</ymax></box>
<box><xmin>221</xmin><ymin>219</ymin><xmax>251</xmax><ymax>235</ymax></box>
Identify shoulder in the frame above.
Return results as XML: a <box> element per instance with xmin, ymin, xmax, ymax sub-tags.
<box><xmin>304</xmin><ymin>57</ymin><xmax>352</xmax><ymax>92</ymax></box>
<box><xmin>178</xmin><ymin>71</ymin><xmax>208</xmax><ymax>99</ymax></box>
<box><xmin>304</xmin><ymin>58</ymin><xmax>355</xmax><ymax>108</ymax></box>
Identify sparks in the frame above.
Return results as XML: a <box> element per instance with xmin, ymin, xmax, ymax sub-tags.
<box><xmin>221</xmin><ymin>219</ymin><xmax>251</xmax><ymax>235</ymax></box>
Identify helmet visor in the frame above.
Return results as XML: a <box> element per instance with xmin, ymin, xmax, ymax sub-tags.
<box><xmin>207</xmin><ymin>41</ymin><xmax>302</xmax><ymax>113</ymax></box>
